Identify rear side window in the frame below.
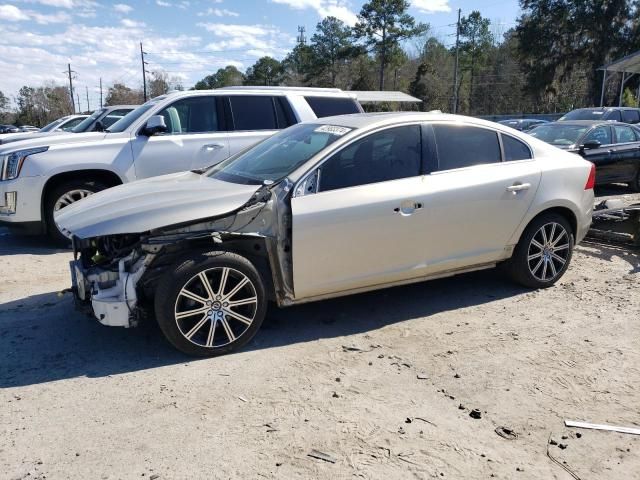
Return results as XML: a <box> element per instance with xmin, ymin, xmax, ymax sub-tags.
<box><xmin>230</xmin><ymin>96</ymin><xmax>277</xmax><ymax>131</ymax></box>
<box><xmin>607</xmin><ymin>110</ymin><xmax>623</xmax><ymax>122</ymax></box>
<box><xmin>304</xmin><ymin>96</ymin><xmax>361</xmax><ymax>118</ymax></box>
<box><xmin>433</xmin><ymin>125</ymin><xmax>501</xmax><ymax>171</ymax></box>
<box><xmin>614</xmin><ymin>125</ymin><xmax>636</xmax><ymax>143</ymax></box>
<box><xmin>502</xmin><ymin>135</ymin><xmax>532</xmax><ymax>161</ymax></box>
<box><xmin>622</xmin><ymin>110</ymin><xmax>640</xmax><ymax>124</ymax></box>
<box><xmin>584</xmin><ymin>126</ymin><xmax>612</xmax><ymax>145</ymax></box>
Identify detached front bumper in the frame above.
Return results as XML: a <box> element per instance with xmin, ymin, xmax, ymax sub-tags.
<box><xmin>70</xmin><ymin>250</ymin><xmax>152</xmax><ymax>328</ymax></box>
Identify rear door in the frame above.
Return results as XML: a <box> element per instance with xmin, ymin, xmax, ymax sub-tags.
<box><xmin>610</xmin><ymin>124</ymin><xmax>640</xmax><ymax>182</ymax></box>
<box><xmin>226</xmin><ymin>95</ymin><xmax>294</xmax><ymax>156</ymax></box>
<box><xmin>132</xmin><ymin>95</ymin><xmax>230</xmax><ymax>179</ymax></box>
<box><xmin>415</xmin><ymin>124</ymin><xmax>541</xmax><ymax>273</ymax></box>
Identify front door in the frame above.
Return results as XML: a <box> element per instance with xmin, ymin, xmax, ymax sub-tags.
<box><xmin>291</xmin><ymin>125</ymin><xmax>426</xmax><ymax>300</ymax></box>
<box><xmin>132</xmin><ymin>95</ymin><xmax>229</xmax><ymax>179</ymax></box>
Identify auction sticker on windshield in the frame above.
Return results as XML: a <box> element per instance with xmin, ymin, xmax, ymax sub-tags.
<box><xmin>314</xmin><ymin>125</ymin><xmax>352</xmax><ymax>136</ymax></box>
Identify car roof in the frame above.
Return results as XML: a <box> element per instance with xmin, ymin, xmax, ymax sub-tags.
<box><xmin>157</xmin><ymin>86</ymin><xmax>355</xmax><ymax>100</ymax></box>
<box><xmin>540</xmin><ymin>120</ymin><xmax>635</xmax><ymax>127</ymax></box>
<box><xmin>104</xmin><ymin>105</ymin><xmax>138</xmax><ymax>109</ymax></box>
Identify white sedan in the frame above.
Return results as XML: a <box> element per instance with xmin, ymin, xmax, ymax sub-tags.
<box><xmin>56</xmin><ymin>113</ymin><xmax>595</xmax><ymax>356</ymax></box>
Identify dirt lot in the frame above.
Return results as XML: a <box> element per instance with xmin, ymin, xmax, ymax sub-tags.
<box><xmin>1</xmin><ymin>189</ymin><xmax>639</xmax><ymax>480</ymax></box>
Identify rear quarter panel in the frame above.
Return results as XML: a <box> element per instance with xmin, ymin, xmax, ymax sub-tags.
<box><xmin>508</xmin><ymin>141</ymin><xmax>594</xmax><ymax>245</ymax></box>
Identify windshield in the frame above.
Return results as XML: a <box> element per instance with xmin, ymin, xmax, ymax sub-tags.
<box><xmin>71</xmin><ymin>109</ymin><xmax>105</xmax><ymax>133</ymax></box>
<box><xmin>560</xmin><ymin>109</ymin><xmax>606</xmax><ymax>121</ymax></box>
<box><xmin>106</xmin><ymin>103</ymin><xmax>156</xmax><ymax>133</ymax></box>
<box><xmin>528</xmin><ymin>124</ymin><xmax>588</xmax><ymax>146</ymax></box>
<box><xmin>40</xmin><ymin>117</ymin><xmax>66</xmax><ymax>132</ymax></box>
<box><xmin>206</xmin><ymin>123</ymin><xmax>352</xmax><ymax>185</ymax></box>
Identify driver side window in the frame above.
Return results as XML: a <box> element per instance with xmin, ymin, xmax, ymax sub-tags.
<box><xmin>318</xmin><ymin>125</ymin><xmax>421</xmax><ymax>192</ymax></box>
<box><xmin>584</xmin><ymin>127</ymin><xmax>612</xmax><ymax>145</ymax></box>
<box><xmin>158</xmin><ymin>96</ymin><xmax>219</xmax><ymax>134</ymax></box>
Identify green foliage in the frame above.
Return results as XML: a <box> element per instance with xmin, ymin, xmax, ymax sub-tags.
<box><xmin>244</xmin><ymin>57</ymin><xmax>284</xmax><ymax>86</ymax></box>
<box><xmin>308</xmin><ymin>16</ymin><xmax>360</xmax><ymax>87</ymax></box>
<box><xmin>105</xmin><ymin>83</ymin><xmax>143</xmax><ymax>106</ymax></box>
<box><xmin>194</xmin><ymin>66</ymin><xmax>245</xmax><ymax>90</ymax></box>
<box><xmin>623</xmin><ymin>88</ymin><xmax>638</xmax><ymax>107</ymax></box>
<box><xmin>354</xmin><ymin>0</ymin><xmax>428</xmax><ymax>90</ymax></box>
<box><xmin>14</xmin><ymin>84</ymin><xmax>73</xmax><ymax>127</ymax></box>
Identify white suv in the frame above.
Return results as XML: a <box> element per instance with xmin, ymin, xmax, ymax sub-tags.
<box><xmin>0</xmin><ymin>87</ymin><xmax>362</xmax><ymax>242</ymax></box>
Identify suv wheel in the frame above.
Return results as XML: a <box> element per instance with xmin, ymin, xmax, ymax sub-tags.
<box><xmin>505</xmin><ymin>213</ymin><xmax>574</xmax><ymax>289</ymax></box>
<box><xmin>154</xmin><ymin>251</ymin><xmax>267</xmax><ymax>357</ymax></box>
<box><xmin>44</xmin><ymin>179</ymin><xmax>107</xmax><ymax>245</ymax></box>
<box><xmin>630</xmin><ymin>167</ymin><xmax>640</xmax><ymax>192</ymax></box>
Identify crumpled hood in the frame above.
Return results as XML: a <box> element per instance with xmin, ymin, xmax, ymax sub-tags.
<box><xmin>0</xmin><ymin>132</ymin><xmax>107</xmax><ymax>153</ymax></box>
<box><xmin>54</xmin><ymin>171</ymin><xmax>262</xmax><ymax>239</ymax></box>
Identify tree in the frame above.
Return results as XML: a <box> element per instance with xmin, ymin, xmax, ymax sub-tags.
<box><xmin>0</xmin><ymin>90</ymin><xmax>11</xmax><ymax>123</ymax></box>
<box><xmin>194</xmin><ymin>66</ymin><xmax>245</xmax><ymax>89</ymax></box>
<box><xmin>105</xmin><ymin>83</ymin><xmax>143</xmax><ymax>106</ymax></box>
<box><xmin>516</xmin><ymin>0</ymin><xmax>632</xmax><ymax>106</ymax></box>
<box><xmin>410</xmin><ymin>37</ymin><xmax>454</xmax><ymax>111</ymax></box>
<box><xmin>244</xmin><ymin>57</ymin><xmax>284</xmax><ymax>86</ymax></box>
<box><xmin>149</xmin><ymin>71</ymin><xmax>170</xmax><ymax>98</ymax></box>
<box><xmin>309</xmin><ymin>16</ymin><xmax>358</xmax><ymax>87</ymax></box>
<box><xmin>282</xmin><ymin>44</ymin><xmax>315</xmax><ymax>86</ymax></box>
<box><xmin>354</xmin><ymin>0</ymin><xmax>427</xmax><ymax>90</ymax></box>
<box><xmin>459</xmin><ymin>11</ymin><xmax>493</xmax><ymax>113</ymax></box>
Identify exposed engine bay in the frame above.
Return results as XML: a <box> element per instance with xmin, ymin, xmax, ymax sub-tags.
<box><xmin>70</xmin><ymin>181</ymin><xmax>295</xmax><ymax>328</ymax></box>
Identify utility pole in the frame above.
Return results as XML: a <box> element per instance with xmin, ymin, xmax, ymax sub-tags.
<box><xmin>85</xmin><ymin>86</ymin><xmax>90</xmax><ymax>112</ymax></box>
<box><xmin>140</xmin><ymin>42</ymin><xmax>148</xmax><ymax>102</ymax></box>
<box><xmin>67</xmin><ymin>63</ymin><xmax>75</xmax><ymax>114</ymax></box>
<box><xmin>99</xmin><ymin>77</ymin><xmax>103</xmax><ymax>108</ymax></box>
<box><xmin>452</xmin><ymin>8</ymin><xmax>461</xmax><ymax>114</ymax></box>
<box><xmin>76</xmin><ymin>93</ymin><xmax>80</xmax><ymax>113</ymax></box>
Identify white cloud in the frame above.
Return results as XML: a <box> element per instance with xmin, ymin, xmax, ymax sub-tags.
<box><xmin>113</xmin><ymin>3</ymin><xmax>133</xmax><ymax>14</ymax></box>
<box><xmin>412</xmin><ymin>0</ymin><xmax>451</xmax><ymax>14</ymax></box>
<box><xmin>198</xmin><ymin>23</ymin><xmax>293</xmax><ymax>58</ymax></box>
<box><xmin>197</xmin><ymin>8</ymin><xmax>239</xmax><ymax>17</ymax></box>
<box><xmin>156</xmin><ymin>0</ymin><xmax>170</xmax><ymax>6</ymax></box>
<box><xmin>27</xmin><ymin>0</ymin><xmax>97</xmax><ymax>8</ymax></box>
<box><xmin>0</xmin><ymin>5</ymin><xmax>70</xmax><ymax>24</ymax></box>
<box><xmin>121</xmin><ymin>18</ymin><xmax>146</xmax><ymax>28</ymax></box>
<box><xmin>0</xmin><ymin>5</ymin><xmax>30</xmax><ymax>21</ymax></box>
<box><xmin>271</xmin><ymin>0</ymin><xmax>357</xmax><ymax>25</ymax></box>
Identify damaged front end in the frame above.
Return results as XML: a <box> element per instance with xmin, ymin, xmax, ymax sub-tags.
<box><xmin>68</xmin><ymin>181</ymin><xmax>296</xmax><ymax>329</ymax></box>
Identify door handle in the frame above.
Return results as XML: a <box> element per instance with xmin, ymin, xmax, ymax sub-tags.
<box><xmin>203</xmin><ymin>143</ymin><xmax>224</xmax><ymax>151</ymax></box>
<box><xmin>506</xmin><ymin>182</ymin><xmax>531</xmax><ymax>193</ymax></box>
<box><xmin>394</xmin><ymin>201</ymin><xmax>422</xmax><ymax>214</ymax></box>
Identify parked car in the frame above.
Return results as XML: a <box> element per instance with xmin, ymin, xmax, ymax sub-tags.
<box><xmin>0</xmin><ymin>115</ymin><xmax>89</xmax><ymax>146</ymax></box>
<box><xmin>0</xmin><ymin>88</ymin><xmax>363</xmax><ymax>242</ymax></box>
<box><xmin>559</xmin><ymin>107</ymin><xmax>640</xmax><ymax>124</ymax></box>
<box><xmin>528</xmin><ymin>120</ymin><xmax>640</xmax><ymax>190</ymax></box>
<box><xmin>0</xmin><ymin>125</ymin><xmax>20</xmax><ymax>134</ymax></box>
<box><xmin>69</xmin><ymin>105</ymin><xmax>137</xmax><ymax>133</ymax></box>
<box><xmin>18</xmin><ymin>125</ymin><xmax>39</xmax><ymax>132</ymax></box>
<box><xmin>498</xmin><ymin>118</ymin><xmax>549</xmax><ymax>131</ymax></box>
<box><xmin>55</xmin><ymin>113</ymin><xmax>595</xmax><ymax>356</ymax></box>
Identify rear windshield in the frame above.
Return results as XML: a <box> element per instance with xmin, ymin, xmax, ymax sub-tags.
<box><xmin>304</xmin><ymin>96</ymin><xmax>361</xmax><ymax>118</ymax></box>
<box><xmin>560</xmin><ymin>109</ymin><xmax>607</xmax><ymax>121</ymax></box>
<box><xmin>528</xmin><ymin>124</ymin><xmax>588</xmax><ymax>146</ymax></box>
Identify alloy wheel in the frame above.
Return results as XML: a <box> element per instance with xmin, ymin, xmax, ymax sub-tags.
<box><xmin>53</xmin><ymin>189</ymin><xmax>93</xmax><ymax>211</ymax></box>
<box><xmin>526</xmin><ymin>222</ymin><xmax>570</xmax><ymax>282</ymax></box>
<box><xmin>174</xmin><ymin>267</ymin><xmax>258</xmax><ymax>348</ymax></box>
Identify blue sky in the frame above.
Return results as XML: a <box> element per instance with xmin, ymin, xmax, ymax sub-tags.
<box><xmin>0</xmin><ymin>0</ymin><xmax>522</xmax><ymax>109</ymax></box>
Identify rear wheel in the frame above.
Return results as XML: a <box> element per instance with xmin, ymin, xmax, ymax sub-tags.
<box><xmin>44</xmin><ymin>179</ymin><xmax>107</xmax><ymax>245</ymax></box>
<box><xmin>154</xmin><ymin>251</ymin><xmax>267</xmax><ymax>357</ymax></box>
<box><xmin>630</xmin><ymin>167</ymin><xmax>640</xmax><ymax>192</ymax></box>
<box><xmin>505</xmin><ymin>213</ymin><xmax>574</xmax><ymax>288</ymax></box>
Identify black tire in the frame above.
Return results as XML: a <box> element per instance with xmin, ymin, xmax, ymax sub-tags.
<box><xmin>44</xmin><ymin>179</ymin><xmax>108</xmax><ymax>245</ymax></box>
<box><xmin>154</xmin><ymin>250</ymin><xmax>267</xmax><ymax>357</ymax></box>
<box><xmin>630</xmin><ymin>167</ymin><xmax>640</xmax><ymax>192</ymax></box>
<box><xmin>505</xmin><ymin>213</ymin><xmax>574</xmax><ymax>289</ymax></box>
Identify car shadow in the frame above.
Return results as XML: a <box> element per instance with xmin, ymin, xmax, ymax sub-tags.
<box><xmin>0</xmin><ymin>229</ymin><xmax>69</xmax><ymax>256</ymax></box>
<box><xmin>0</xmin><ymin>269</ymin><xmax>527</xmax><ymax>388</ymax></box>
<box><xmin>580</xmin><ymin>240</ymin><xmax>640</xmax><ymax>274</ymax></box>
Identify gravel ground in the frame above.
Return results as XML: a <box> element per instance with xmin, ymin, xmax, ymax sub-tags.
<box><xmin>1</xmin><ymin>188</ymin><xmax>639</xmax><ymax>480</ymax></box>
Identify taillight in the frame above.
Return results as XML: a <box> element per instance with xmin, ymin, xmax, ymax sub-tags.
<box><xmin>584</xmin><ymin>163</ymin><xmax>596</xmax><ymax>190</ymax></box>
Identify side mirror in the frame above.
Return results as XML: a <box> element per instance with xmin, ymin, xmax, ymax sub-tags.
<box><xmin>93</xmin><ymin>120</ymin><xmax>105</xmax><ymax>132</ymax></box>
<box><xmin>580</xmin><ymin>140</ymin><xmax>601</xmax><ymax>151</ymax></box>
<box><xmin>142</xmin><ymin>115</ymin><xmax>168</xmax><ymax>136</ymax></box>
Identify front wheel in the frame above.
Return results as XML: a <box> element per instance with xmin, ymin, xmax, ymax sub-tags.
<box><xmin>44</xmin><ymin>179</ymin><xmax>107</xmax><ymax>245</ymax></box>
<box><xmin>154</xmin><ymin>251</ymin><xmax>267</xmax><ymax>357</ymax></box>
<box><xmin>505</xmin><ymin>213</ymin><xmax>574</xmax><ymax>289</ymax></box>
<box><xmin>629</xmin><ymin>167</ymin><xmax>640</xmax><ymax>192</ymax></box>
